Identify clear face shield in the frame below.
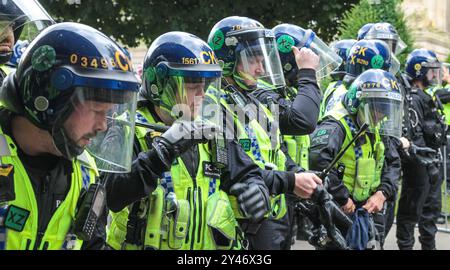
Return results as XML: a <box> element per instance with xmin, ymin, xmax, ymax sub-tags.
<box><xmin>390</xmin><ymin>55</ymin><xmax>400</xmax><ymax>75</ymax></box>
<box><xmin>424</xmin><ymin>64</ymin><xmax>443</xmax><ymax>87</ymax></box>
<box><xmin>0</xmin><ymin>0</ymin><xmax>54</xmax><ymax>49</ymax></box>
<box><xmin>233</xmin><ymin>32</ymin><xmax>286</xmax><ymax>91</ymax></box>
<box><xmin>157</xmin><ymin>63</ymin><xmax>222</xmax><ymax>125</ymax></box>
<box><xmin>443</xmin><ymin>63</ymin><xmax>450</xmax><ymax>84</ymax></box>
<box><xmin>67</xmin><ymin>87</ymin><xmax>138</xmax><ymax>173</ymax></box>
<box><xmin>300</xmin><ymin>30</ymin><xmax>342</xmax><ymax>80</ymax></box>
<box><xmin>357</xmin><ymin>90</ymin><xmax>403</xmax><ymax>138</ymax></box>
<box><xmin>365</xmin><ymin>32</ymin><xmax>407</xmax><ymax>56</ymax></box>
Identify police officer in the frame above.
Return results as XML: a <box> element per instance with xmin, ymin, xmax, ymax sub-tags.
<box><xmin>270</xmin><ymin>23</ymin><xmax>342</xmax><ymax>248</ymax></box>
<box><xmin>309</xmin><ymin>69</ymin><xmax>403</xmax><ymax>249</ymax></box>
<box><xmin>0</xmin><ymin>0</ymin><xmax>53</xmax><ymax>84</ymax></box>
<box><xmin>360</xmin><ymin>21</ymin><xmax>411</xmax><ymax>237</ymax></box>
<box><xmin>435</xmin><ymin>64</ymin><xmax>450</xmax><ymax>190</ymax></box>
<box><xmin>105</xmin><ymin>32</ymin><xmax>272</xmax><ymax>250</ymax></box>
<box><xmin>0</xmin><ymin>22</ymin><xmax>141</xmax><ymax>250</ymax></box>
<box><xmin>320</xmin><ymin>39</ymin><xmax>356</xmax><ymax>119</ymax></box>
<box><xmin>357</xmin><ymin>23</ymin><xmax>375</xmax><ymax>41</ymax></box>
<box><xmin>321</xmin><ymin>39</ymin><xmax>398</xmax><ymax>118</ymax></box>
<box><xmin>208</xmin><ymin>16</ymin><xmax>322</xmax><ymax>250</ymax></box>
<box><xmin>364</xmin><ymin>22</ymin><xmax>407</xmax><ymax>56</ymax></box>
<box><xmin>397</xmin><ymin>49</ymin><xmax>446</xmax><ymax>250</ymax></box>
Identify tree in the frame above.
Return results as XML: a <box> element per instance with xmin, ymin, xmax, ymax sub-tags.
<box><xmin>40</xmin><ymin>0</ymin><xmax>358</xmax><ymax>47</ymax></box>
<box><xmin>337</xmin><ymin>0</ymin><xmax>414</xmax><ymax>64</ymax></box>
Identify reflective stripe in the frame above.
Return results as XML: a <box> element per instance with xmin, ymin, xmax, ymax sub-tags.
<box><xmin>0</xmin><ymin>134</ymin><xmax>10</xmax><ymax>157</ymax></box>
<box><xmin>160</xmin><ymin>171</ymin><xmax>174</xmax><ymax>193</ymax></box>
<box><xmin>244</xmin><ymin>124</ymin><xmax>265</xmax><ymax>164</ymax></box>
<box><xmin>0</xmin><ymin>206</ymin><xmax>7</xmax><ymax>250</ymax></box>
<box><xmin>343</xmin><ymin>116</ymin><xmax>363</xmax><ymax>158</ymax></box>
<box><xmin>135</xmin><ymin>111</ymin><xmax>149</xmax><ymax>124</ymax></box>
<box><xmin>208</xmin><ymin>178</ymin><xmax>217</xmax><ymax>196</ymax></box>
<box><xmin>80</xmin><ymin>165</ymin><xmax>91</xmax><ymax>190</ymax></box>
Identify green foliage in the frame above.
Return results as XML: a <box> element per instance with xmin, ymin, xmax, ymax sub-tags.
<box><xmin>446</xmin><ymin>54</ymin><xmax>450</xmax><ymax>63</ymax></box>
<box><xmin>40</xmin><ymin>0</ymin><xmax>358</xmax><ymax>47</ymax></box>
<box><xmin>337</xmin><ymin>0</ymin><xmax>414</xmax><ymax>65</ymax></box>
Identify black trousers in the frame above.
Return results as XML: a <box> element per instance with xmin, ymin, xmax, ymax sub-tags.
<box><xmin>384</xmin><ymin>196</ymin><xmax>397</xmax><ymax>238</ymax></box>
<box><xmin>396</xmin><ymin>162</ymin><xmax>443</xmax><ymax>250</ymax></box>
<box><xmin>246</xmin><ymin>200</ymin><xmax>297</xmax><ymax>250</ymax></box>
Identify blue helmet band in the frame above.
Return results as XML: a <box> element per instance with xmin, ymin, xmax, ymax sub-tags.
<box><xmin>156</xmin><ymin>62</ymin><xmax>222</xmax><ymax>78</ymax></box>
<box><xmin>226</xmin><ymin>28</ymin><xmax>274</xmax><ymax>44</ymax></box>
<box><xmin>51</xmin><ymin>66</ymin><xmax>140</xmax><ymax>92</ymax></box>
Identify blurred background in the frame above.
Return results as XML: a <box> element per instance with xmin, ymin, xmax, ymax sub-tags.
<box><xmin>39</xmin><ymin>0</ymin><xmax>450</xmax><ymax>68</ymax></box>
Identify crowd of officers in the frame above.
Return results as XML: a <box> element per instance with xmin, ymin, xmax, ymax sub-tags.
<box><xmin>0</xmin><ymin>0</ymin><xmax>450</xmax><ymax>250</ymax></box>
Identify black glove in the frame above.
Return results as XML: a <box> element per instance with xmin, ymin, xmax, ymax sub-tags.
<box><xmin>408</xmin><ymin>144</ymin><xmax>437</xmax><ymax>166</ymax></box>
<box><xmin>229</xmin><ymin>183</ymin><xmax>270</xmax><ymax>222</ymax></box>
<box><xmin>152</xmin><ymin>120</ymin><xmax>218</xmax><ymax>169</ymax></box>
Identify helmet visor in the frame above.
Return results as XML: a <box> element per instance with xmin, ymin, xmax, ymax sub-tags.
<box><xmin>67</xmin><ymin>87</ymin><xmax>138</xmax><ymax>173</ymax></box>
<box><xmin>235</xmin><ymin>36</ymin><xmax>286</xmax><ymax>90</ymax></box>
<box><xmin>159</xmin><ymin>72</ymin><xmax>222</xmax><ymax>123</ymax></box>
<box><xmin>390</xmin><ymin>55</ymin><xmax>400</xmax><ymax>75</ymax></box>
<box><xmin>426</xmin><ymin>67</ymin><xmax>443</xmax><ymax>87</ymax></box>
<box><xmin>357</xmin><ymin>90</ymin><xmax>403</xmax><ymax>138</ymax></box>
<box><xmin>365</xmin><ymin>31</ymin><xmax>407</xmax><ymax>55</ymax></box>
<box><xmin>302</xmin><ymin>30</ymin><xmax>342</xmax><ymax>79</ymax></box>
<box><xmin>0</xmin><ymin>0</ymin><xmax>54</xmax><ymax>43</ymax></box>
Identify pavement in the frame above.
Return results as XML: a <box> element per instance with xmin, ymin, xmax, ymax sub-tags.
<box><xmin>292</xmin><ymin>223</ymin><xmax>450</xmax><ymax>250</ymax></box>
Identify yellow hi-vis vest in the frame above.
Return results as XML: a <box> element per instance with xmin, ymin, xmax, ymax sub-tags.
<box><xmin>107</xmin><ymin>107</ymin><xmax>239</xmax><ymax>250</ymax></box>
<box><xmin>282</xmin><ymin>86</ymin><xmax>311</xmax><ymax>169</ymax></box>
<box><xmin>320</xmin><ymin>82</ymin><xmax>347</xmax><ymax>120</ymax></box>
<box><xmin>0</xmin><ymin>65</ymin><xmax>10</xmax><ymax>107</ymax></box>
<box><xmin>325</xmin><ymin>102</ymin><xmax>385</xmax><ymax>202</ymax></box>
<box><xmin>212</xmin><ymin>87</ymin><xmax>287</xmax><ymax>219</ymax></box>
<box><xmin>0</xmin><ymin>126</ymin><xmax>97</xmax><ymax>250</ymax></box>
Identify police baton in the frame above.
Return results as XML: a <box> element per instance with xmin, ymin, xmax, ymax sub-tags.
<box><xmin>135</xmin><ymin>121</ymin><xmax>170</xmax><ymax>133</ymax></box>
<box><xmin>317</xmin><ymin>123</ymin><xmax>369</xmax><ymax>180</ymax></box>
<box><xmin>106</xmin><ymin>116</ymin><xmax>170</xmax><ymax>133</ymax></box>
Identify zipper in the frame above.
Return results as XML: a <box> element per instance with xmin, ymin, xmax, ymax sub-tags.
<box><xmin>184</xmin><ymin>187</ymin><xmax>191</xmax><ymax>244</ymax></box>
<box><xmin>197</xmin><ymin>187</ymin><xmax>202</xmax><ymax>243</ymax></box>
<box><xmin>25</xmin><ymin>239</ymin><xmax>31</xmax><ymax>250</ymax></box>
<box><xmin>189</xmin><ymin>178</ymin><xmax>197</xmax><ymax>250</ymax></box>
<box><xmin>34</xmin><ymin>175</ymin><xmax>51</xmax><ymax>250</ymax></box>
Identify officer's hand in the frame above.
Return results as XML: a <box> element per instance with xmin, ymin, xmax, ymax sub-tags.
<box><xmin>152</xmin><ymin>120</ymin><xmax>218</xmax><ymax>168</ymax></box>
<box><xmin>362</xmin><ymin>191</ymin><xmax>386</xmax><ymax>214</ymax></box>
<box><xmin>294</xmin><ymin>172</ymin><xmax>323</xmax><ymax>199</ymax></box>
<box><xmin>293</xmin><ymin>47</ymin><xmax>320</xmax><ymax>71</ymax></box>
<box><xmin>399</xmin><ymin>137</ymin><xmax>410</xmax><ymax>150</ymax></box>
<box><xmin>229</xmin><ymin>183</ymin><xmax>270</xmax><ymax>222</ymax></box>
<box><xmin>409</xmin><ymin>143</ymin><xmax>436</xmax><ymax>156</ymax></box>
<box><xmin>341</xmin><ymin>198</ymin><xmax>355</xmax><ymax>214</ymax></box>
<box><xmin>442</xmin><ymin>65</ymin><xmax>450</xmax><ymax>84</ymax></box>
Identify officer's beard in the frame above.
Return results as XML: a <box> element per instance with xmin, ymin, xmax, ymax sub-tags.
<box><xmin>52</xmin><ymin>125</ymin><xmax>85</xmax><ymax>160</ymax></box>
<box><xmin>49</xmin><ymin>104</ymin><xmax>85</xmax><ymax>160</ymax></box>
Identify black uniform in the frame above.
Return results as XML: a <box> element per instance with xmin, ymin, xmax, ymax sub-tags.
<box><xmin>384</xmin><ymin>73</ymin><xmax>414</xmax><ymax>238</ymax></box>
<box><xmin>0</xmin><ymin>109</ymin><xmax>106</xmax><ymax>250</ymax></box>
<box><xmin>250</xmin><ymin>69</ymin><xmax>321</xmax><ymax>135</ymax></box>
<box><xmin>241</xmin><ymin>68</ymin><xmax>321</xmax><ymax>250</ymax></box>
<box><xmin>309</xmin><ymin>115</ymin><xmax>401</xmax><ymax>248</ymax></box>
<box><xmin>396</xmin><ymin>86</ymin><xmax>446</xmax><ymax>250</ymax></box>
<box><xmin>105</xmin><ymin>103</ymin><xmax>269</xmax><ymax>213</ymax></box>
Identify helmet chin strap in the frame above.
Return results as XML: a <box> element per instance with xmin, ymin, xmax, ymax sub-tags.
<box><xmin>50</xmin><ymin>104</ymin><xmax>84</xmax><ymax>160</ymax></box>
<box><xmin>52</xmin><ymin>124</ymin><xmax>84</xmax><ymax>160</ymax></box>
<box><xmin>233</xmin><ymin>70</ymin><xmax>257</xmax><ymax>91</ymax></box>
<box><xmin>0</xmin><ymin>51</ymin><xmax>12</xmax><ymax>65</ymax></box>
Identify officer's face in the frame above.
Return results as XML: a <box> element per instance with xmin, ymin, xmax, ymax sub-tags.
<box><xmin>177</xmin><ymin>80</ymin><xmax>205</xmax><ymax>119</ymax></box>
<box><xmin>426</xmin><ymin>68</ymin><xmax>442</xmax><ymax>86</ymax></box>
<box><xmin>236</xmin><ymin>55</ymin><xmax>265</xmax><ymax>87</ymax></box>
<box><xmin>63</xmin><ymin>101</ymin><xmax>111</xmax><ymax>148</ymax></box>
<box><xmin>0</xmin><ymin>24</ymin><xmax>14</xmax><ymax>54</ymax></box>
